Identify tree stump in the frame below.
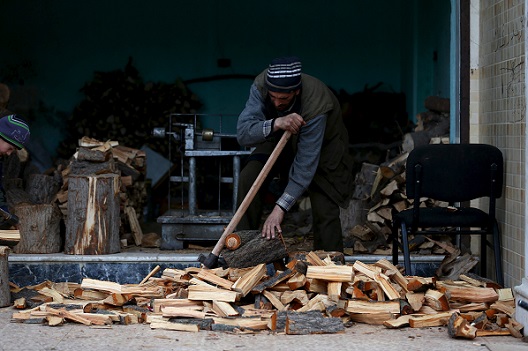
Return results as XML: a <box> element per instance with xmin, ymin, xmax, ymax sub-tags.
<box><xmin>13</xmin><ymin>203</ymin><xmax>62</xmax><ymax>254</ymax></box>
<box><xmin>0</xmin><ymin>246</ymin><xmax>10</xmax><ymax>307</ymax></box>
<box><xmin>221</xmin><ymin>230</ymin><xmax>288</xmax><ymax>268</ymax></box>
<box><xmin>65</xmin><ymin>174</ymin><xmax>121</xmax><ymax>255</ymax></box>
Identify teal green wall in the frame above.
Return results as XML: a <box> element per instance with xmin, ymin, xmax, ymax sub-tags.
<box><xmin>0</xmin><ymin>0</ymin><xmax>451</xmax><ymax>156</ymax></box>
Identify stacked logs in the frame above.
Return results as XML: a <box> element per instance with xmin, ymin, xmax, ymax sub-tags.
<box><xmin>5</xmin><ymin>136</ymin><xmax>149</xmax><ymax>254</ymax></box>
<box><xmin>55</xmin><ymin>136</ymin><xmax>148</xmax><ymax>249</ymax></box>
<box><xmin>341</xmin><ymin>96</ymin><xmax>451</xmax><ymax>257</ymax></box>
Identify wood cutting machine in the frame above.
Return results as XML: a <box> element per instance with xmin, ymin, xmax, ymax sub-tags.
<box><xmin>152</xmin><ymin>113</ymin><xmax>251</xmax><ymax>249</ymax></box>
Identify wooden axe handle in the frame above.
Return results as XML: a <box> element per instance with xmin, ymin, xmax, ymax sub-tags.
<box><xmin>211</xmin><ymin>131</ymin><xmax>292</xmax><ymax>256</ymax></box>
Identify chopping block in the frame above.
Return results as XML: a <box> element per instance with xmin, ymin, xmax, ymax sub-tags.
<box><xmin>220</xmin><ymin>230</ymin><xmax>288</xmax><ymax>268</ymax></box>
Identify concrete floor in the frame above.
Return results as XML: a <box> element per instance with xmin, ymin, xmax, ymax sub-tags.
<box><xmin>1</xmin><ymin>306</ymin><xmax>526</xmax><ymax>351</ymax></box>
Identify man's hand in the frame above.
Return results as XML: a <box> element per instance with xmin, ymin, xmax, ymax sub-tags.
<box><xmin>261</xmin><ymin>205</ymin><xmax>285</xmax><ymax>240</ymax></box>
<box><xmin>274</xmin><ymin>113</ymin><xmax>306</xmax><ymax>134</ymax></box>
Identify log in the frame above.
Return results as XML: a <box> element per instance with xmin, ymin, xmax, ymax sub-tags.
<box><xmin>284</xmin><ymin>311</ymin><xmax>345</xmax><ymax>335</ymax></box>
<box><xmin>13</xmin><ymin>204</ymin><xmax>62</xmax><ymax>254</ymax></box>
<box><xmin>0</xmin><ymin>246</ymin><xmax>10</xmax><ymax>307</ymax></box>
<box><xmin>221</xmin><ymin>230</ymin><xmax>288</xmax><ymax>268</ymax></box>
<box><xmin>76</xmin><ymin>147</ymin><xmax>107</xmax><ymax>162</ymax></box>
<box><xmin>26</xmin><ymin>174</ymin><xmax>60</xmax><ymax>204</ymax></box>
<box><xmin>65</xmin><ymin>174</ymin><xmax>121</xmax><ymax>255</ymax></box>
<box><xmin>69</xmin><ymin>158</ymin><xmax>116</xmax><ymax>176</ymax></box>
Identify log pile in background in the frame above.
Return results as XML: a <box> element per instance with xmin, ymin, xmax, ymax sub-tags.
<box><xmin>55</xmin><ymin>136</ymin><xmax>148</xmax><ymax>247</ymax></box>
<box><xmin>341</xmin><ymin>96</ymin><xmax>452</xmax><ymax>258</ymax></box>
<box><xmin>9</xmin><ymin>253</ymin><xmax>522</xmax><ymax>339</ymax></box>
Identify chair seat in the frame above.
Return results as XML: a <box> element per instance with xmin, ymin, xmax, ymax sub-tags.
<box><xmin>396</xmin><ymin>207</ymin><xmax>491</xmax><ymax>230</ymax></box>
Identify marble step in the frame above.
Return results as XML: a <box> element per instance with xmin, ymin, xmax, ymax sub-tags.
<box><xmin>8</xmin><ymin>252</ymin><xmax>443</xmax><ymax>287</ymax></box>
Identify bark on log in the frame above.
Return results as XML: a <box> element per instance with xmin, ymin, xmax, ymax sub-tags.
<box><xmin>6</xmin><ymin>188</ymin><xmax>32</xmax><ymax>207</ymax></box>
<box><xmin>69</xmin><ymin>158</ymin><xmax>116</xmax><ymax>176</ymax></box>
<box><xmin>0</xmin><ymin>246</ymin><xmax>10</xmax><ymax>307</ymax></box>
<box><xmin>13</xmin><ymin>204</ymin><xmax>62</xmax><ymax>254</ymax></box>
<box><xmin>26</xmin><ymin>174</ymin><xmax>60</xmax><ymax>204</ymax></box>
<box><xmin>284</xmin><ymin>310</ymin><xmax>345</xmax><ymax>334</ymax></box>
<box><xmin>341</xmin><ymin>162</ymin><xmax>378</xmax><ymax>234</ymax></box>
<box><xmin>65</xmin><ymin>174</ymin><xmax>121</xmax><ymax>254</ymax></box>
<box><xmin>221</xmin><ymin>230</ymin><xmax>288</xmax><ymax>268</ymax></box>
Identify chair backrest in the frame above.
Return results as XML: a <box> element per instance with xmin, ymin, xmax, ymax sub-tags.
<box><xmin>406</xmin><ymin>143</ymin><xmax>503</xmax><ymax>203</ymax></box>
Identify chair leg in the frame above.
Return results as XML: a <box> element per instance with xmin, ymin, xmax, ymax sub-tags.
<box><xmin>493</xmin><ymin>221</ymin><xmax>504</xmax><ymax>287</ymax></box>
<box><xmin>401</xmin><ymin>223</ymin><xmax>412</xmax><ymax>276</ymax></box>
<box><xmin>480</xmin><ymin>232</ymin><xmax>487</xmax><ymax>279</ymax></box>
<box><xmin>392</xmin><ymin>220</ymin><xmax>399</xmax><ymax>265</ymax></box>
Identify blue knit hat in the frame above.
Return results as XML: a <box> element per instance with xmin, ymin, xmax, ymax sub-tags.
<box><xmin>0</xmin><ymin>115</ymin><xmax>30</xmax><ymax>149</ymax></box>
<box><xmin>265</xmin><ymin>56</ymin><xmax>302</xmax><ymax>93</ymax></box>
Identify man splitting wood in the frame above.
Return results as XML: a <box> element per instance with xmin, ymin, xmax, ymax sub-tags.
<box><xmin>236</xmin><ymin>56</ymin><xmax>354</xmax><ymax>252</ymax></box>
<box><xmin>0</xmin><ymin>114</ymin><xmax>30</xmax><ymax>228</ymax></box>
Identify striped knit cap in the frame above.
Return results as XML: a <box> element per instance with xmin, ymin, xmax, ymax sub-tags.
<box><xmin>0</xmin><ymin>114</ymin><xmax>30</xmax><ymax>149</ymax></box>
<box><xmin>265</xmin><ymin>57</ymin><xmax>302</xmax><ymax>93</ymax></box>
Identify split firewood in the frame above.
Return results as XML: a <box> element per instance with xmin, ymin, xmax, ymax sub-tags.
<box><xmin>297</xmin><ymin>294</ymin><xmax>334</xmax><ymax>312</ymax></box>
<box><xmin>373</xmin><ymin>273</ymin><xmax>401</xmax><ymax>300</ymax></box>
<box><xmin>476</xmin><ymin>329</ymin><xmax>512</xmax><ymax>337</ymax></box>
<box><xmin>306</xmin><ymin>265</ymin><xmax>354</xmax><ymax>282</ymax></box>
<box><xmin>187</xmin><ymin>283</ymin><xmax>239</xmax><ymax>303</ymax></box>
<box><xmin>7</xmin><ymin>254</ymin><xmax>518</xmax><ymax>338</ymax></box>
<box><xmin>326</xmin><ymin>282</ymin><xmax>343</xmax><ymax>302</ymax></box>
<box><xmin>374</xmin><ymin>258</ymin><xmax>409</xmax><ymax>293</ymax></box>
<box><xmin>447</xmin><ymin>312</ymin><xmax>477</xmax><ymax>339</ymax></box>
<box><xmin>262</xmin><ymin>290</ymin><xmax>286</xmax><ymax>311</ymax></box>
<box><xmin>196</xmin><ymin>269</ymin><xmax>234</xmax><ymax>290</ymax></box>
<box><xmin>161</xmin><ymin>306</ymin><xmax>207</xmax><ymax>319</ymax></box>
<box><xmin>150</xmin><ymin>319</ymin><xmax>200</xmax><ymax>332</ymax></box>
<box><xmin>252</xmin><ymin>269</ymin><xmax>294</xmax><ymax>293</ymax></box>
<box><xmin>150</xmin><ymin>299</ymin><xmax>203</xmax><ymax>313</ymax></box>
<box><xmin>408</xmin><ymin>311</ymin><xmax>456</xmax><ymax>328</ymax></box>
<box><xmin>232</xmin><ymin>263</ymin><xmax>267</xmax><ymax>297</ymax></box>
<box><xmin>436</xmin><ymin>281</ymin><xmax>499</xmax><ymax>303</ymax></box>
<box><xmin>405</xmin><ymin>292</ymin><xmax>425</xmax><ymax>311</ymax></box>
<box><xmin>13</xmin><ymin>297</ymin><xmax>26</xmax><ymax>309</ymax></box>
<box><xmin>74</xmin><ymin>288</ymin><xmax>109</xmax><ymax>301</ymax></box>
<box><xmin>352</xmin><ymin>261</ymin><xmax>382</xmax><ymax>279</ymax></box>
<box><xmin>305</xmin><ymin>278</ymin><xmax>327</xmax><ymax>294</ymax></box>
<box><xmin>424</xmin><ymin>289</ymin><xmax>450</xmax><ymax>311</ymax></box>
<box><xmin>346</xmin><ymin>300</ymin><xmax>401</xmax><ymax>314</ymax></box>
<box><xmin>349</xmin><ymin>312</ymin><xmax>395</xmax><ymax>325</ymax></box>
<box><xmin>286</xmin><ymin>272</ymin><xmax>307</xmax><ymax>290</ymax></box>
<box><xmin>0</xmin><ymin>229</ymin><xmax>20</xmax><ymax>241</ymax></box>
<box><xmin>406</xmin><ymin>276</ymin><xmax>435</xmax><ymax>292</ymax></box>
<box><xmin>383</xmin><ymin>314</ymin><xmax>413</xmax><ymax>328</ymax></box>
<box><xmin>305</xmin><ymin>251</ymin><xmax>327</xmax><ymax>266</ymax></box>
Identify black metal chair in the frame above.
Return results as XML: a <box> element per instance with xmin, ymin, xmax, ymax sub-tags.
<box><xmin>391</xmin><ymin>143</ymin><xmax>504</xmax><ymax>286</ymax></box>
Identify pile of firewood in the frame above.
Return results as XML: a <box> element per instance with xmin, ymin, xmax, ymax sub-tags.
<box><xmin>9</xmin><ymin>252</ymin><xmax>521</xmax><ymax>339</ymax></box>
<box><xmin>341</xmin><ymin>96</ymin><xmax>452</xmax><ymax>257</ymax></box>
<box><xmin>54</xmin><ymin>136</ymin><xmax>148</xmax><ymax>247</ymax></box>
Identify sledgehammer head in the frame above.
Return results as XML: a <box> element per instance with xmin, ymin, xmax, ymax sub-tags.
<box><xmin>198</xmin><ymin>253</ymin><xmax>219</xmax><ymax>269</ymax></box>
